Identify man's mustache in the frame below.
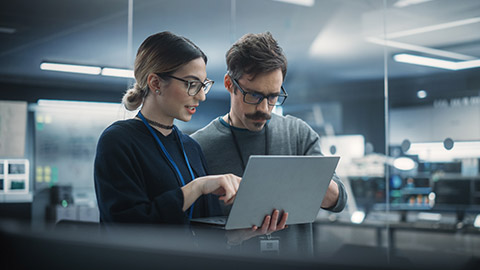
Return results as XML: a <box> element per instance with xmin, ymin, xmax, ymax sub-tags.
<box><xmin>245</xmin><ymin>111</ymin><xmax>271</xmax><ymax>120</ymax></box>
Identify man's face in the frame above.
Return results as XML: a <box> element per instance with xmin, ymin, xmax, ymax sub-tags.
<box><xmin>226</xmin><ymin>69</ymin><xmax>283</xmax><ymax>131</ymax></box>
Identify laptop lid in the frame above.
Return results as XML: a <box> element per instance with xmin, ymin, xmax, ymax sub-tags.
<box><xmin>224</xmin><ymin>155</ymin><xmax>339</xmax><ymax>230</ymax></box>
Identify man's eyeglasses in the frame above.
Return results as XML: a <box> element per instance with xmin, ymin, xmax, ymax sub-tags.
<box><xmin>158</xmin><ymin>74</ymin><xmax>214</xmax><ymax>96</ymax></box>
<box><xmin>232</xmin><ymin>78</ymin><xmax>288</xmax><ymax>106</ymax></box>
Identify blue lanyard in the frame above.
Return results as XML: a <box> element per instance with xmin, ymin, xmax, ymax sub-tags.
<box><xmin>137</xmin><ymin>112</ymin><xmax>195</xmax><ymax>219</ymax></box>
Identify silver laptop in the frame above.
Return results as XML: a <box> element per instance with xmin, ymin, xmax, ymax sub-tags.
<box><xmin>191</xmin><ymin>155</ymin><xmax>340</xmax><ymax>230</ymax></box>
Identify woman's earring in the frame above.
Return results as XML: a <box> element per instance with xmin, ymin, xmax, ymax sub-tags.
<box><xmin>155</xmin><ymin>89</ymin><xmax>160</xmax><ymax>95</ymax></box>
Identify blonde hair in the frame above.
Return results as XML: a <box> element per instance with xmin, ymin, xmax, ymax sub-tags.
<box><xmin>122</xmin><ymin>31</ymin><xmax>207</xmax><ymax>111</ymax></box>
<box><xmin>122</xmin><ymin>83</ymin><xmax>146</xmax><ymax>111</ymax></box>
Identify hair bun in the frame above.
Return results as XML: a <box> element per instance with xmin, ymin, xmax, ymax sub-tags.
<box><xmin>122</xmin><ymin>83</ymin><xmax>145</xmax><ymax>111</ymax></box>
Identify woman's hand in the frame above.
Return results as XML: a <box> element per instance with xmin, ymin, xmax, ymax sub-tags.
<box><xmin>182</xmin><ymin>174</ymin><xmax>241</xmax><ymax>211</ymax></box>
<box><xmin>197</xmin><ymin>174</ymin><xmax>241</xmax><ymax>205</ymax></box>
<box><xmin>225</xmin><ymin>210</ymin><xmax>288</xmax><ymax>245</ymax></box>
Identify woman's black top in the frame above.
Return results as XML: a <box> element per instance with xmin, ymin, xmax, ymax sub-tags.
<box><xmin>94</xmin><ymin>119</ymin><xmax>221</xmax><ymax>225</ymax></box>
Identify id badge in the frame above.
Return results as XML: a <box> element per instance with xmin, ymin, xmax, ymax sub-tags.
<box><xmin>259</xmin><ymin>234</ymin><xmax>280</xmax><ymax>254</ymax></box>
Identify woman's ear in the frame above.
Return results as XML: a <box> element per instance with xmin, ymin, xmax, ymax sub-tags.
<box><xmin>147</xmin><ymin>73</ymin><xmax>162</xmax><ymax>95</ymax></box>
<box><xmin>224</xmin><ymin>73</ymin><xmax>234</xmax><ymax>94</ymax></box>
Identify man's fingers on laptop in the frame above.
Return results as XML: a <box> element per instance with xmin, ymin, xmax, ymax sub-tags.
<box><xmin>258</xmin><ymin>215</ymin><xmax>271</xmax><ymax>234</ymax></box>
<box><xmin>268</xmin><ymin>210</ymin><xmax>280</xmax><ymax>232</ymax></box>
<box><xmin>278</xmin><ymin>212</ymin><xmax>288</xmax><ymax>229</ymax></box>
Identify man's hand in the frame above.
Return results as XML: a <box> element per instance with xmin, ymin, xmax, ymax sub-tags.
<box><xmin>225</xmin><ymin>209</ymin><xmax>288</xmax><ymax>245</ymax></box>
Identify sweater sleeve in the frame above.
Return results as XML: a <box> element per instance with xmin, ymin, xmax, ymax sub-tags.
<box><xmin>94</xmin><ymin>125</ymin><xmax>187</xmax><ymax>225</ymax></box>
<box><xmin>322</xmin><ymin>173</ymin><xmax>348</xmax><ymax>212</ymax></box>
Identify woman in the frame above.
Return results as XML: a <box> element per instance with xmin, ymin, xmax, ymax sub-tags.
<box><xmin>94</xmin><ymin>31</ymin><xmax>240</xmax><ymax>225</ymax></box>
<box><xmin>94</xmin><ymin>31</ymin><xmax>287</xmax><ymax>236</ymax></box>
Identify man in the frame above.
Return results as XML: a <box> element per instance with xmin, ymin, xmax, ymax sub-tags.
<box><xmin>192</xmin><ymin>32</ymin><xmax>347</xmax><ymax>215</ymax></box>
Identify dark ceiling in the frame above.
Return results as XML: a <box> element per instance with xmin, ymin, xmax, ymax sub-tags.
<box><xmin>1</xmin><ymin>0</ymin><xmax>479</xmax><ymax>105</ymax></box>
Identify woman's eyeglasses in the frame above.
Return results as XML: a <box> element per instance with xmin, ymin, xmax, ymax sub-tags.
<box><xmin>158</xmin><ymin>74</ymin><xmax>214</xmax><ymax>96</ymax></box>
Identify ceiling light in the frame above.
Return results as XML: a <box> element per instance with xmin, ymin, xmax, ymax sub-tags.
<box><xmin>387</xmin><ymin>17</ymin><xmax>480</xmax><ymax>39</ymax></box>
<box><xmin>393</xmin><ymin>54</ymin><xmax>480</xmax><ymax>70</ymax></box>
<box><xmin>393</xmin><ymin>0</ymin><xmax>434</xmax><ymax>8</ymax></box>
<box><xmin>37</xmin><ymin>99</ymin><xmax>123</xmax><ymax>111</ymax></box>
<box><xmin>101</xmin><ymin>67</ymin><xmax>134</xmax><ymax>78</ymax></box>
<box><xmin>456</xmin><ymin>59</ymin><xmax>480</xmax><ymax>70</ymax></box>
<box><xmin>40</xmin><ymin>62</ymin><xmax>136</xmax><ymax>78</ymax></box>
<box><xmin>272</xmin><ymin>0</ymin><xmax>314</xmax><ymax>7</ymax></box>
<box><xmin>367</xmin><ymin>38</ymin><xmax>474</xmax><ymax>60</ymax></box>
<box><xmin>394</xmin><ymin>54</ymin><xmax>455</xmax><ymax>69</ymax></box>
<box><xmin>40</xmin><ymin>62</ymin><xmax>101</xmax><ymax>75</ymax></box>
<box><xmin>417</xmin><ymin>90</ymin><xmax>427</xmax><ymax>99</ymax></box>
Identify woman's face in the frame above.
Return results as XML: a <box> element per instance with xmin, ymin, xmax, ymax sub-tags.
<box><xmin>157</xmin><ymin>57</ymin><xmax>208</xmax><ymax>123</ymax></box>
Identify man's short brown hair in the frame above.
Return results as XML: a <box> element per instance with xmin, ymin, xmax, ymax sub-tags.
<box><xmin>226</xmin><ymin>32</ymin><xmax>287</xmax><ymax>81</ymax></box>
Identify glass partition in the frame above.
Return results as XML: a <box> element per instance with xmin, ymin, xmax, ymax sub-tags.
<box><xmin>387</xmin><ymin>0</ymin><xmax>480</xmax><ymax>264</ymax></box>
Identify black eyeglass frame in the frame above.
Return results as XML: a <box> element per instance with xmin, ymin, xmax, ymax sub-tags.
<box><xmin>157</xmin><ymin>74</ymin><xmax>214</xmax><ymax>96</ymax></box>
<box><xmin>231</xmin><ymin>78</ymin><xmax>288</xmax><ymax>106</ymax></box>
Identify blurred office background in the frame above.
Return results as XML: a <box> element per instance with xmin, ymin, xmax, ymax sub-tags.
<box><xmin>1</xmin><ymin>0</ymin><xmax>480</xmax><ymax>269</ymax></box>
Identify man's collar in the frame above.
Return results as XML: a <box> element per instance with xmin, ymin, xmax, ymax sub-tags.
<box><xmin>218</xmin><ymin>115</ymin><xmax>270</xmax><ymax>131</ymax></box>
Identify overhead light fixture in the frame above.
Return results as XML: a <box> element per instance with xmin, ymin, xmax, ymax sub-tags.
<box><xmin>101</xmin><ymin>67</ymin><xmax>134</xmax><ymax>78</ymax></box>
<box><xmin>393</xmin><ymin>0</ymin><xmax>434</xmax><ymax>8</ymax></box>
<box><xmin>417</xmin><ymin>90</ymin><xmax>427</xmax><ymax>99</ymax></box>
<box><xmin>40</xmin><ymin>62</ymin><xmax>135</xmax><ymax>78</ymax></box>
<box><xmin>40</xmin><ymin>62</ymin><xmax>101</xmax><ymax>75</ymax></box>
<box><xmin>272</xmin><ymin>0</ymin><xmax>314</xmax><ymax>7</ymax></box>
<box><xmin>35</xmin><ymin>99</ymin><xmax>139</xmax><ymax>119</ymax></box>
<box><xmin>393</xmin><ymin>54</ymin><xmax>480</xmax><ymax>70</ymax></box>
<box><xmin>366</xmin><ymin>16</ymin><xmax>480</xmax><ymax>63</ymax></box>
<box><xmin>456</xmin><ymin>59</ymin><xmax>480</xmax><ymax>70</ymax></box>
<box><xmin>37</xmin><ymin>99</ymin><xmax>124</xmax><ymax>112</ymax></box>
<box><xmin>387</xmin><ymin>17</ymin><xmax>480</xmax><ymax>39</ymax></box>
<box><xmin>394</xmin><ymin>54</ymin><xmax>455</xmax><ymax>69</ymax></box>
<box><xmin>366</xmin><ymin>37</ymin><xmax>474</xmax><ymax>60</ymax></box>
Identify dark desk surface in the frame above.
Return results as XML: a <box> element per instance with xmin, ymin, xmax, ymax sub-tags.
<box><xmin>1</xmin><ymin>218</ymin><xmax>479</xmax><ymax>270</ymax></box>
<box><xmin>315</xmin><ymin>218</ymin><xmax>480</xmax><ymax>234</ymax></box>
